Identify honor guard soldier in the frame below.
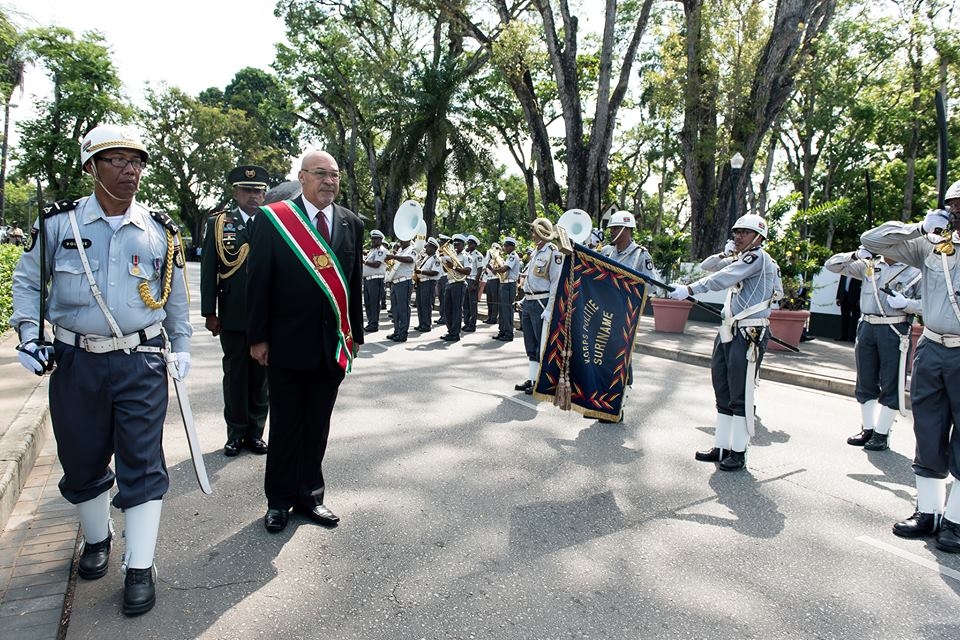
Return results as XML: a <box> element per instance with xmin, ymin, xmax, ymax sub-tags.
<box><xmin>462</xmin><ymin>235</ymin><xmax>483</xmax><ymax>332</ymax></box>
<box><xmin>414</xmin><ymin>237</ymin><xmax>442</xmax><ymax>331</ymax></box>
<box><xmin>386</xmin><ymin>238</ymin><xmax>417</xmax><ymax>342</ymax></box>
<box><xmin>491</xmin><ymin>237</ymin><xmax>521</xmax><ymax>341</ymax></box>
<box><xmin>825</xmin><ymin>247</ymin><xmax>921</xmax><ymax>451</ymax></box>
<box><xmin>515</xmin><ymin>219</ymin><xmax>563</xmax><ymax>393</ymax></box>
<box><xmin>201</xmin><ymin>165</ymin><xmax>270</xmax><ymax>458</ymax></box>
<box><xmin>601</xmin><ymin>211</ymin><xmax>655</xmax><ymax>278</ymax></box>
<box><xmin>669</xmin><ymin>214</ymin><xmax>782</xmax><ymax>471</ymax></box>
<box><xmin>362</xmin><ymin>230</ymin><xmax>388</xmax><ymax>331</ymax></box>
<box><xmin>861</xmin><ymin>180</ymin><xmax>960</xmax><ymax>552</ymax></box>
<box><xmin>10</xmin><ymin>124</ymin><xmax>192</xmax><ymax>615</ymax></box>
<box><xmin>439</xmin><ymin>233</ymin><xmax>473</xmax><ymax>342</ymax></box>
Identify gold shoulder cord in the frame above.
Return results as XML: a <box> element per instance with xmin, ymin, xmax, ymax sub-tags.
<box><xmin>139</xmin><ymin>230</ymin><xmax>175</xmax><ymax>310</ymax></box>
<box><xmin>215</xmin><ymin>213</ymin><xmax>249</xmax><ymax>280</ymax></box>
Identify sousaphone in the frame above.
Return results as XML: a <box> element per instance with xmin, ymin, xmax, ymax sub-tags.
<box><xmin>556</xmin><ymin>208</ymin><xmax>592</xmax><ymax>244</ymax></box>
<box><xmin>394</xmin><ymin>200</ymin><xmax>424</xmax><ymax>243</ymax></box>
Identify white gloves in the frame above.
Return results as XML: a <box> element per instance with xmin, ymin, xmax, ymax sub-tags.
<box><xmin>17</xmin><ymin>340</ymin><xmax>53</xmax><ymax>376</ymax></box>
<box><xmin>172</xmin><ymin>352</ymin><xmax>191</xmax><ymax>380</ymax></box>
<box><xmin>540</xmin><ymin>308</ymin><xmax>550</xmax><ymax>321</ymax></box>
<box><xmin>922</xmin><ymin>209</ymin><xmax>951</xmax><ymax>235</ymax></box>
<box><xmin>667</xmin><ymin>284</ymin><xmax>690</xmax><ymax>300</ymax></box>
<box><xmin>723</xmin><ymin>239</ymin><xmax>736</xmax><ymax>256</ymax></box>
<box><xmin>855</xmin><ymin>247</ymin><xmax>873</xmax><ymax>260</ymax></box>
<box><xmin>886</xmin><ymin>291</ymin><xmax>909</xmax><ymax>310</ymax></box>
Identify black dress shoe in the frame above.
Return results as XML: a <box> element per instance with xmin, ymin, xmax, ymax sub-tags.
<box><xmin>462</xmin><ymin>326</ymin><xmax>476</xmax><ymax>332</ymax></box>
<box><xmin>386</xmin><ymin>334</ymin><xmax>397</xmax><ymax>340</ymax></box>
<box><xmin>718</xmin><ymin>450</ymin><xmax>746</xmax><ymax>471</ymax></box>
<box><xmin>224</xmin><ymin>439</ymin><xmax>243</xmax><ymax>457</ymax></box>
<box><xmin>364</xmin><ymin>326</ymin><xmax>378</xmax><ymax>332</ymax></box>
<box><xmin>863</xmin><ymin>432</ymin><xmax>889</xmax><ymax>451</ymax></box>
<box><xmin>264</xmin><ymin>508</ymin><xmax>290</xmax><ymax>533</ymax></box>
<box><xmin>695</xmin><ymin>447</ymin><xmax>731</xmax><ymax>463</ymax></box>
<box><xmin>77</xmin><ymin>533</ymin><xmax>111</xmax><ymax>580</ymax></box>
<box><xmin>441</xmin><ymin>334</ymin><xmax>460</xmax><ymax>342</ymax></box>
<box><xmin>893</xmin><ymin>511</ymin><xmax>939</xmax><ymax>538</ymax></box>
<box><xmin>244</xmin><ymin>436</ymin><xmax>268</xmax><ymax>455</ymax></box>
<box><xmin>524</xmin><ymin>387</ymin><xmax>533</xmax><ymax>395</ymax></box>
<box><xmin>295</xmin><ymin>504</ymin><xmax>340</xmax><ymax>526</ymax></box>
<box><xmin>393</xmin><ymin>337</ymin><xmax>407</xmax><ymax>342</ymax></box>
<box><xmin>514</xmin><ymin>380</ymin><xmax>533</xmax><ymax>391</ymax></box>
<box><xmin>122</xmin><ymin>566</ymin><xmax>156</xmax><ymax>616</ymax></box>
<box><xmin>847</xmin><ymin>429</ymin><xmax>874</xmax><ymax>447</ymax></box>
<box><xmin>936</xmin><ymin>518</ymin><xmax>960</xmax><ymax>553</ymax></box>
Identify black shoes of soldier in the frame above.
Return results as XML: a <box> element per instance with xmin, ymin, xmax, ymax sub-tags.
<box><xmin>847</xmin><ymin>429</ymin><xmax>874</xmax><ymax>446</ymax></box>
<box><xmin>718</xmin><ymin>450</ymin><xmax>746</xmax><ymax>471</ymax></box>
<box><xmin>224</xmin><ymin>439</ymin><xmax>242</xmax><ymax>457</ymax></box>
<box><xmin>893</xmin><ymin>511</ymin><xmax>940</xmax><ymax>538</ymax></box>
<box><xmin>122</xmin><ymin>566</ymin><xmax>156</xmax><ymax>616</ymax></box>
<box><xmin>244</xmin><ymin>437</ymin><xmax>268</xmax><ymax>455</ymax></box>
<box><xmin>695</xmin><ymin>447</ymin><xmax>731</xmax><ymax>463</ymax></box>
<box><xmin>515</xmin><ymin>380</ymin><xmax>533</xmax><ymax>392</ymax></box>
<box><xmin>936</xmin><ymin>518</ymin><xmax>960</xmax><ymax>553</ymax></box>
<box><xmin>863</xmin><ymin>432</ymin><xmax>889</xmax><ymax>451</ymax></box>
<box><xmin>77</xmin><ymin>533</ymin><xmax>111</xmax><ymax>580</ymax></box>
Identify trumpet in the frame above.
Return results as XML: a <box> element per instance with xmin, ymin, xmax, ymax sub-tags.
<box><xmin>438</xmin><ymin>241</ymin><xmax>468</xmax><ymax>283</ymax></box>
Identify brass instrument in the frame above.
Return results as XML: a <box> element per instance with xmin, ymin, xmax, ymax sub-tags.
<box><xmin>438</xmin><ymin>241</ymin><xmax>468</xmax><ymax>283</ymax></box>
<box><xmin>487</xmin><ymin>245</ymin><xmax>509</xmax><ymax>283</ymax></box>
<box><xmin>413</xmin><ymin>251</ymin><xmax>428</xmax><ymax>284</ymax></box>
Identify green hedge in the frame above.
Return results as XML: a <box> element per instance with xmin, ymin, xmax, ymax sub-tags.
<box><xmin>0</xmin><ymin>244</ymin><xmax>23</xmax><ymax>330</ymax></box>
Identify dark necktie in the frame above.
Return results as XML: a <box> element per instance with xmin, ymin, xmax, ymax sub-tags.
<box><xmin>316</xmin><ymin>212</ymin><xmax>331</xmax><ymax>243</ymax></box>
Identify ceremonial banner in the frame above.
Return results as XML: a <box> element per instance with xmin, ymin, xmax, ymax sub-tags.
<box><xmin>533</xmin><ymin>245</ymin><xmax>648</xmax><ymax>421</ymax></box>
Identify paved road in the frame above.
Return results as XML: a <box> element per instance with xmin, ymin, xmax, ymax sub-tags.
<box><xmin>58</xmin><ymin>267</ymin><xmax>960</xmax><ymax>639</ymax></box>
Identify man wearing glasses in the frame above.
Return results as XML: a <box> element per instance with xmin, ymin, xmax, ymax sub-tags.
<box><xmin>10</xmin><ymin>124</ymin><xmax>191</xmax><ymax>615</ymax></box>
<box><xmin>201</xmin><ymin>165</ymin><xmax>271</xmax><ymax>458</ymax></box>
<box><xmin>247</xmin><ymin>150</ymin><xmax>365</xmax><ymax>534</ymax></box>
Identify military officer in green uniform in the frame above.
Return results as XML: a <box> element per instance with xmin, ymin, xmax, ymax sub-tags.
<box><xmin>201</xmin><ymin>165</ymin><xmax>271</xmax><ymax>457</ymax></box>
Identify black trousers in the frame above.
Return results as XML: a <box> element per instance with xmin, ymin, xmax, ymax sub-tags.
<box><xmin>264</xmin><ymin>365</ymin><xmax>344</xmax><ymax>509</ymax></box>
<box><xmin>463</xmin><ymin>279</ymin><xmax>479</xmax><ymax>330</ymax></box>
<box><xmin>416</xmin><ymin>280</ymin><xmax>437</xmax><ymax>330</ymax></box>
<box><xmin>392</xmin><ymin>279</ymin><xmax>412</xmax><ymax>338</ymax></box>
<box><xmin>498</xmin><ymin>282</ymin><xmax>516</xmax><ymax>338</ymax></box>
<box><xmin>854</xmin><ymin>321</ymin><xmax>908</xmax><ymax>409</ymax></box>
<box><xmin>485</xmin><ymin>279</ymin><xmax>500</xmax><ymax>323</ymax></box>
<box><xmin>443</xmin><ymin>281</ymin><xmax>466</xmax><ymax>337</ymax></box>
<box><xmin>910</xmin><ymin>339</ymin><xmax>960</xmax><ymax>480</ymax></box>
<box><xmin>219</xmin><ymin>329</ymin><xmax>268</xmax><ymax>441</ymax></box>
<box><xmin>363</xmin><ymin>278</ymin><xmax>384</xmax><ymax>329</ymax></box>
<box><xmin>710</xmin><ymin>329</ymin><xmax>768</xmax><ymax>417</ymax></box>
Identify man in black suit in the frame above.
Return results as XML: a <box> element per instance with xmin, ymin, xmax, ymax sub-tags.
<box><xmin>247</xmin><ymin>150</ymin><xmax>364</xmax><ymax>533</ymax></box>
<box><xmin>836</xmin><ymin>273</ymin><xmax>862</xmax><ymax>341</ymax></box>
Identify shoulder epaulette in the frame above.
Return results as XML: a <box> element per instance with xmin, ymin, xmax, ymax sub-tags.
<box><xmin>41</xmin><ymin>199</ymin><xmax>80</xmax><ymax>218</ymax></box>
<box><xmin>208</xmin><ymin>209</ymin><xmax>227</xmax><ymax>220</ymax></box>
<box><xmin>150</xmin><ymin>210</ymin><xmax>180</xmax><ymax>235</ymax></box>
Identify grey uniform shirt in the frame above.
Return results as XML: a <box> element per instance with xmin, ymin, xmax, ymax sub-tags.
<box><xmin>392</xmin><ymin>245</ymin><xmax>418</xmax><ymax>281</ymax></box>
<box><xmin>420</xmin><ymin>254</ymin><xmax>442</xmax><ymax>281</ymax></box>
<box><xmin>824</xmin><ymin>252</ymin><xmax>922</xmax><ymax>316</ymax></box>
<box><xmin>692</xmin><ymin>248</ymin><xmax>783</xmax><ymax>320</ymax></box>
<box><xmin>467</xmin><ymin>249</ymin><xmax>483</xmax><ymax>279</ymax></box>
<box><xmin>363</xmin><ymin>245</ymin><xmax>388</xmax><ymax>278</ymax></box>
<box><xmin>503</xmin><ymin>251</ymin><xmax>521</xmax><ymax>282</ymax></box>
<box><xmin>601</xmin><ymin>241</ymin><xmax>655</xmax><ymax>279</ymax></box>
<box><xmin>861</xmin><ymin>223</ymin><xmax>960</xmax><ymax>335</ymax></box>
<box><xmin>10</xmin><ymin>195</ymin><xmax>192</xmax><ymax>352</ymax></box>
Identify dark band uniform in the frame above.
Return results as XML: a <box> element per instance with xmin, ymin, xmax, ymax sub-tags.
<box><xmin>200</xmin><ymin>165</ymin><xmax>269</xmax><ymax>451</ymax></box>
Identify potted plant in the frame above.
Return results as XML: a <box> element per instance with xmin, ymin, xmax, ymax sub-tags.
<box><xmin>764</xmin><ymin>228</ymin><xmax>830</xmax><ymax>350</ymax></box>
<box><xmin>646</xmin><ymin>229</ymin><xmax>694</xmax><ymax>333</ymax></box>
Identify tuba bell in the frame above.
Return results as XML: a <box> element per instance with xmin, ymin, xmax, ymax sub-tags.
<box><xmin>394</xmin><ymin>200</ymin><xmax>424</xmax><ymax>242</ymax></box>
<box><xmin>556</xmin><ymin>208</ymin><xmax>593</xmax><ymax>244</ymax></box>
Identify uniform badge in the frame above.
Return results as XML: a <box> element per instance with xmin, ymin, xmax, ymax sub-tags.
<box><xmin>24</xmin><ymin>227</ymin><xmax>38</xmax><ymax>253</ymax></box>
<box><xmin>554</xmin><ymin>254</ymin><xmax>563</xmax><ymax>265</ymax></box>
<box><xmin>741</xmin><ymin>254</ymin><xmax>757</xmax><ymax>264</ymax></box>
<box><xmin>174</xmin><ymin>249</ymin><xmax>186</xmax><ymax>268</ymax></box>
<box><xmin>313</xmin><ymin>254</ymin><xmax>331</xmax><ymax>270</ymax></box>
<box><xmin>61</xmin><ymin>238</ymin><xmax>92</xmax><ymax>250</ymax></box>
<box><xmin>645</xmin><ymin>259</ymin><xmax>654</xmax><ymax>271</ymax></box>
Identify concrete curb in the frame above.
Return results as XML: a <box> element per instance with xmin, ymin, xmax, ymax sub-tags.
<box><xmin>0</xmin><ymin>378</ymin><xmax>50</xmax><ymax>531</ymax></box>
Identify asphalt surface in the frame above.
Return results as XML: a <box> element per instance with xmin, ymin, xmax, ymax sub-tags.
<box><xmin>55</xmin><ymin>266</ymin><xmax>960</xmax><ymax>639</ymax></box>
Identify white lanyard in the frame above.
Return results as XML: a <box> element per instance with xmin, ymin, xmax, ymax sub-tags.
<box><xmin>68</xmin><ymin>209</ymin><xmax>124</xmax><ymax>338</ymax></box>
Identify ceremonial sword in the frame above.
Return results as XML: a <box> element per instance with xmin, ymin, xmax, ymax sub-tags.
<box><xmin>636</xmin><ymin>272</ymin><xmax>801</xmax><ymax>353</ymax></box>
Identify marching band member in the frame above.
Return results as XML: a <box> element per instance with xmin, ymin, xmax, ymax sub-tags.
<box><xmin>463</xmin><ymin>235</ymin><xmax>483</xmax><ymax>332</ymax></box>
<box><xmin>669</xmin><ymin>214</ymin><xmax>782</xmax><ymax>471</ymax></box>
<box><xmin>386</xmin><ymin>238</ymin><xmax>417</xmax><ymax>342</ymax></box>
<box><xmin>483</xmin><ymin>242</ymin><xmax>501</xmax><ymax>324</ymax></box>
<box><xmin>491</xmin><ymin>237</ymin><xmax>521</xmax><ymax>341</ymax></box>
<box><xmin>515</xmin><ymin>219</ymin><xmax>563</xmax><ymax>394</ymax></box>
<box><xmin>362</xmin><ymin>230</ymin><xmax>388</xmax><ymax>332</ymax></box>
<box><xmin>825</xmin><ymin>248</ymin><xmax>921</xmax><ymax>451</ymax></box>
<box><xmin>414</xmin><ymin>238</ymin><xmax>442</xmax><ymax>332</ymax></box>
<box><xmin>439</xmin><ymin>234</ymin><xmax>473</xmax><ymax>342</ymax></box>
<box><xmin>861</xmin><ymin>181</ymin><xmax>960</xmax><ymax>552</ymax></box>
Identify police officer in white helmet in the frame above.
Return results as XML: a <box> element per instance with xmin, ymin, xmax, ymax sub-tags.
<box><xmin>861</xmin><ymin>178</ymin><xmax>960</xmax><ymax>551</ymax></box>
<box><xmin>668</xmin><ymin>214</ymin><xmax>782</xmax><ymax>470</ymax></box>
<box><xmin>10</xmin><ymin>124</ymin><xmax>191</xmax><ymax>615</ymax></box>
<box><xmin>601</xmin><ymin>211</ymin><xmax>655</xmax><ymax>278</ymax></box>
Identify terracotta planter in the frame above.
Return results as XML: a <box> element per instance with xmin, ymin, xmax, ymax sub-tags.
<box><xmin>908</xmin><ymin>322</ymin><xmax>923</xmax><ymax>375</ymax></box>
<box><xmin>767</xmin><ymin>309</ymin><xmax>810</xmax><ymax>351</ymax></box>
<box><xmin>650</xmin><ymin>297</ymin><xmax>694</xmax><ymax>333</ymax></box>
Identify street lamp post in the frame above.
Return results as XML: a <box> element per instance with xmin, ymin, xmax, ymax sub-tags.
<box><xmin>727</xmin><ymin>152</ymin><xmax>744</xmax><ymax>234</ymax></box>
<box><xmin>497</xmin><ymin>189</ymin><xmax>506</xmax><ymax>236</ymax></box>
<box><xmin>0</xmin><ymin>103</ymin><xmax>17</xmax><ymax>226</ymax></box>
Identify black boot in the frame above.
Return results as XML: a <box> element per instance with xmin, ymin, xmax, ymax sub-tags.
<box><xmin>718</xmin><ymin>449</ymin><xmax>746</xmax><ymax>471</ymax></box>
<box><xmin>122</xmin><ymin>566</ymin><xmax>156</xmax><ymax>616</ymax></box>
<box><xmin>514</xmin><ymin>380</ymin><xmax>533</xmax><ymax>391</ymax></box>
<box><xmin>863</xmin><ymin>432</ymin><xmax>889</xmax><ymax>451</ymax></box>
<box><xmin>847</xmin><ymin>429</ymin><xmax>874</xmax><ymax>446</ymax></box>
<box><xmin>892</xmin><ymin>511</ymin><xmax>940</xmax><ymax>538</ymax></box>
<box><xmin>936</xmin><ymin>518</ymin><xmax>960</xmax><ymax>553</ymax></box>
<box><xmin>77</xmin><ymin>533</ymin><xmax>111</xmax><ymax>580</ymax></box>
<box><xmin>695</xmin><ymin>447</ymin><xmax>730</xmax><ymax>463</ymax></box>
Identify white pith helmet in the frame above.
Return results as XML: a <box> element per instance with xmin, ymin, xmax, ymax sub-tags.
<box><xmin>607</xmin><ymin>210</ymin><xmax>636</xmax><ymax>228</ymax></box>
<box><xmin>80</xmin><ymin>124</ymin><xmax>148</xmax><ymax>166</ymax></box>
<box><xmin>732</xmin><ymin>213</ymin><xmax>768</xmax><ymax>238</ymax></box>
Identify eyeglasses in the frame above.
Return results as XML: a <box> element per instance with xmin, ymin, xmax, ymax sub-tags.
<box><xmin>303</xmin><ymin>168</ymin><xmax>341</xmax><ymax>180</ymax></box>
<box><xmin>97</xmin><ymin>156</ymin><xmax>146</xmax><ymax>170</ymax></box>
